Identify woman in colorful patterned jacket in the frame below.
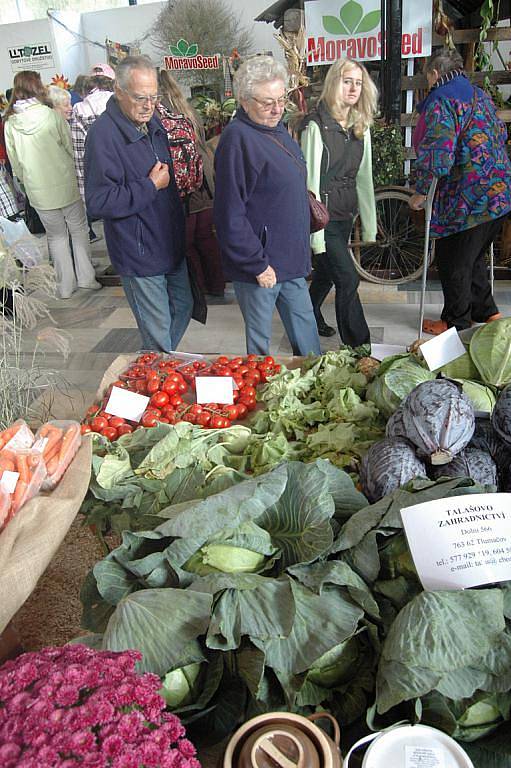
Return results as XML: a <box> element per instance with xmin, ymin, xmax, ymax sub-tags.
<box><xmin>409</xmin><ymin>47</ymin><xmax>511</xmax><ymax>335</ymax></box>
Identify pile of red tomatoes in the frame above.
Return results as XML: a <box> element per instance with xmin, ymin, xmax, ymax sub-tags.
<box><xmin>81</xmin><ymin>353</ymin><xmax>281</xmax><ymax>441</ymax></box>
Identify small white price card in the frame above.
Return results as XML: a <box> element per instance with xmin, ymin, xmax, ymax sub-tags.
<box><xmin>401</xmin><ymin>493</ymin><xmax>511</xmax><ymax>591</ymax></box>
<box><xmin>420</xmin><ymin>326</ymin><xmax>466</xmax><ymax>371</ymax></box>
<box><xmin>195</xmin><ymin>376</ymin><xmax>234</xmax><ymax>405</ymax></box>
<box><xmin>104</xmin><ymin>386</ymin><xmax>150</xmax><ymax>423</ymax></box>
<box><xmin>0</xmin><ymin>471</ymin><xmax>19</xmax><ymax>493</ymax></box>
<box><xmin>370</xmin><ymin>343</ymin><xmax>407</xmax><ymax>361</ymax></box>
<box><xmin>405</xmin><ymin>746</ymin><xmax>445</xmax><ymax>768</ymax></box>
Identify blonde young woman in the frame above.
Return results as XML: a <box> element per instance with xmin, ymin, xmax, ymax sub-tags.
<box><xmin>301</xmin><ymin>58</ymin><xmax>378</xmax><ymax>345</ymax></box>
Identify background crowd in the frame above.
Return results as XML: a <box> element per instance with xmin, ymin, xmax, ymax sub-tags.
<box><xmin>0</xmin><ymin>46</ymin><xmax>509</xmax><ymax>355</ymax></box>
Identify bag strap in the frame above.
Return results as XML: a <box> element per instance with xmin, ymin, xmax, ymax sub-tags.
<box><xmin>266</xmin><ymin>134</ymin><xmax>306</xmax><ymax>177</ymax></box>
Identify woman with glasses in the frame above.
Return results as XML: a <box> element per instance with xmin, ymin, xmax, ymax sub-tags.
<box><xmin>301</xmin><ymin>58</ymin><xmax>378</xmax><ymax>345</ymax></box>
<box><xmin>4</xmin><ymin>70</ymin><xmax>100</xmax><ymax>298</ymax></box>
<box><xmin>214</xmin><ymin>55</ymin><xmax>321</xmax><ymax>356</ymax></box>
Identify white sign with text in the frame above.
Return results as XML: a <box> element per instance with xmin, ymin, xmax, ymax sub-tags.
<box><xmin>401</xmin><ymin>493</ymin><xmax>511</xmax><ymax>591</ymax></box>
<box><xmin>305</xmin><ymin>0</ymin><xmax>432</xmax><ymax>65</ymax></box>
<box><xmin>105</xmin><ymin>386</ymin><xmax>150</xmax><ymax>423</ymax></box>
<box><xmin>195</xmin><ymin>376</ymin><xmax>234</xmax><ymax>405</ymax></box>
<box><xmin>419</xmin><ymin>327</ymin><xmax>466</xmax><ymax>371</ymax></box>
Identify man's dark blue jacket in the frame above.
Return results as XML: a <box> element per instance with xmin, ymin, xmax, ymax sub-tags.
<box><xmin>84</xmin><ymin>96</ymin><xmax>185</xmax><ymax>277</ymax></box>
<box><xmin>213</xmin><ymin>107</ymin><xmax>311</xmax><ymax>283</ymax></box>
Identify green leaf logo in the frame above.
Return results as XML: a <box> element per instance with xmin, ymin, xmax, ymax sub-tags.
<box><xmin>177</xmin><ymin>38</ymin><xmax>189</xmax><ymax>55</ymax></box>
<box><xmin>168</xmin><ymin>39</ymin><xmax>199</xmax><ymax>57</ymax></box>
<box><xmin>322</xmin><ymin>1</ymin><xmax>381</xmax><ymax>35</ymax></box>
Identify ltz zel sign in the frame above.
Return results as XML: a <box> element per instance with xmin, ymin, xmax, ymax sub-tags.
<box><xmin>8</xmin><ymin>42</ymin><xmax>55</xmax><ymax>72</ymax></box>
<box><xmin>304</xmin><ymin>0</ymin><xmax>432</xmax><ymax>65</ymax></box>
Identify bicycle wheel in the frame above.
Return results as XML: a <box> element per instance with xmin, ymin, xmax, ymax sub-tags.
<box><xmin>349</xmin><ymin>186</ymin><xmax>433</xmax><ymax>285</ymax></box>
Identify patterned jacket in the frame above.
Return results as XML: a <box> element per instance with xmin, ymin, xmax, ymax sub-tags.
<box><xmin>414</xmin><ymin>72</ymin><xmax>511</xmax><ymax>238</ymax></box>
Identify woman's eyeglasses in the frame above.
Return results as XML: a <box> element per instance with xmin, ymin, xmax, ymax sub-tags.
<box><xmin>250</xmin><ymin>95</ymin><xmax>287</xmax><ymax>111</ymax></box>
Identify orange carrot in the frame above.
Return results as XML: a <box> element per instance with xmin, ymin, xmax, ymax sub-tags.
<box><xmin>0</xmin><ymin>458</ymin><xmax>15</xmax><ymax>473</ymax></box>
<box><xmin>58</xmin><ymin>424</ymin><xmax>80</xmax><ymax>465</ymax></box>
<box><xmin>16</xmin><ymin>454</ymin><xmax>30</xmax><ymax>485</ymax></box>
<box><xmin>42</xmin><ymin>427</ymin><xmax>63</xmax><ymax>461</ymax></box>
<box><xmin>46</xmin><ymin>455</ymin><xmax>60</xmax><ymax>476</ymax></box>
<box><xmin>11</xmin><ymin>480</ymin><xmax>28</xmax><ymax>514</ymax></box>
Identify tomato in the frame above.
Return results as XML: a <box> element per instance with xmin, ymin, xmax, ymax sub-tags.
<box><xmin>98</xmin><ymin>410</ymin><xmax>112</xmax><ymax>420</ymax></box>
<box><xmin>274</xmin><ymin>364</ymin><xmax>282</xmax><ymax>374</ymax></box>
<box><xmin>141</xmin><ymin>412</ymin><xmax>158</xmax><ymax>428</ymax></box>
<box><xmin>189</xmin><ymin>404</ymin><xmax>204</xmax><ymax>415</ymax></box>
<box><xmin>108</xmin><ymin>416</ymin><xmax>126</xmax><ymax>429</ymax></box>
<box><xmin>101</xmin><ymin>426</ymin><xmax>118</xmax><ymax>441</ymax></box>
<box><xmin>182</xmin><ymin>413</ymin><xmax>197</xmax><ymax>424</ymax></box>
<box><xmin>86</xmin><ymin>404</ymin><xmax>100</xmax><ymax>418</ymax></box>
<box><xmin>177</xmin><ymin>382</ymin><xmax>188</xmax><ymax>394</ymax></box>
<box><xmin>169</xmin><ymin>394</ymin><xmax>184</xmax><ymax>407</ymax></box>
<box><xmin>145</xmin><ymin>369</ymin><xmax>160</xmax><ymax>380</ymax></box>
<box><xmin>150</xmin><ymin>391</ymin><xmax>170</xmax><ymax>409</ymax></box>
<box><xmin>240</xmin><ymin>385</ymin><xmax>256</xmax><ymax>399</ymax></box>
<box><xmin>245</xmin><ymin>368</ymin><xmax>261</xmax><ymax>384</ymax></box>
<box><xmin>216</xmin><ymin>355</ymin><xmax>230</xmax><ymax>366</ymax></box>
<box><xmin>196</xmin><ymin>412</ymin><xmax>211</xmax><ymax>427</ymax></box>
<box><xmin>230</xmin><ymin>357</ymin><xmax>243</xmax><ymax>366</ymax></box>
<box><xmin>162</xmin><ymin>380</ymin><xmax>179</xmax><ymax>395</ymax></box>
<box><xmin>158</xmin><ymin>416</ymin><xmax>170</xmax><ymax>423</ymax></box>
<box><xmin>264</xmin><ymin>356</ymin><xmax>275</xmax><ymax>365</ymax></box>
<box><xmin>210</xmin><ymin>415</ymin><xmax>227</xmax><ymax>429</ymax></box>
<box><xmin>145</xmin><ymin>379</ymin><xmax>160</xmax><ymax>395</ymax></box>
<box><xmin>203</xmin><ymin>402</ymin><xmax>219</xmax><ymax>410</ymax></box>
<box><xmin>232</xmin><ymin>390</ymin><xmax>240</xmax><ymax>402</ymax></box>
<box><xmin>237</xmin><ymin>365</ymin><xmax>249</xmax><ymax>376</ymax></box>
<box><xmin>235</xmin><ymin>403</ymin><xmax>248</xmax><ymax>419</ymax></box>
<box><xmin>117</xmin><ymin>424</ymin><xmax>134</xmax><ymax>436</ymax></box>
<box><xmin>223</xmin><ymin>405</ymin><xmax>239</xmax><ymax>421</ymax></box>
<box><xmin>135</xmin><ymin>380</ymin><xmax>147</xmax><ymax>394</ymax></box>
<box><xmin>246</xmin><ymin>354</ymin><xmax>258</xmax><ymax>362</ymax></box>
<box><xmin>239</xmin><ymin>395</ymin><xmax>257</xmax><ymax>411</ymax></box>
<box><xmin>161</xmin><ymin>404</ymin><xmax>176</xmax><ymax>418</ymax></box>
<box><xmin>247</xmin><ymin>361</ymin><xmax>258</xmax><ymax>369</ymax></box>
<box><xmin>81</xmin><ymin>424</ymin><xmax>92</xmax><ymax>434</ymax></box>
<box><xmin>91</xmin><ymin>416</ymin><xmax>108</xmax><ymax>432</ymax></box>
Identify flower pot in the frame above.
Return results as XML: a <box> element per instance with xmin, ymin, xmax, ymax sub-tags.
<box><xmin>223</xmin><ymin>711</ymin><xmax>342</xmax><ymax>768</ymax></box>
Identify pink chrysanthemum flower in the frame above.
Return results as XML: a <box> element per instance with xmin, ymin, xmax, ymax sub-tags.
<box><xmin>0</xmin><ymin>645</ymin><xmax>201</xmax><ymax>767</ymax></box>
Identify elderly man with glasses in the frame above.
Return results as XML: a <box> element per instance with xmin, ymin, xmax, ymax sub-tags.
<box><xmin>84</xmin><ymin>55</ymin><xmax>193</xmax><ymax>352</ymax></box>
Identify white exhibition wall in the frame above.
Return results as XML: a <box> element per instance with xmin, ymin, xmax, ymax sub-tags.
<box><xmin>0</xmin><ymin>0</ymin><xmax>282</xmax><ymax>94</ymax></box>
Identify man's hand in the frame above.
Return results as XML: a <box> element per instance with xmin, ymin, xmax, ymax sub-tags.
<box><xmin>256</xmin><ymin>265</ymin><xmax>277</xmax><ymax>289</ymax></box>
<box><xmin>408</xmin><ymin>193</ymin><xmax>427</xmax><ymax>210</ymax></box>
<box><xmin>149</xmin><ymin>161</ymin><xmax>170</xmax><ymax>190</ymax></box>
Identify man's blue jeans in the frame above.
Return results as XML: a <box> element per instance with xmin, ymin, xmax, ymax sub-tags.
<box><xmin>121</xmin><ymin>259</ymin><xmax>193</xmax><ymax>351</ymax></box>
<box><xmin>233</xmin><ymin>277</ymin><xmax>321</xmax><ymax>356</ymax></box>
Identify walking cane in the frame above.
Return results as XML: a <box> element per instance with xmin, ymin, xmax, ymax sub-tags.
<box><xmin>418</xmin><ymin>177</ymin><xmax>438</xmax><ymax>338</ymax></box>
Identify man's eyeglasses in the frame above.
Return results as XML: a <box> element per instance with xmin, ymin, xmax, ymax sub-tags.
<box><xmin>250</xmin><ymin>95</ymin><xmax>287</xmax><ymax>111</ymax></box>
<box><xmin>124</xmin><ymin>90</ymin><xmax>160</xmax><ymax>105</ymax></box>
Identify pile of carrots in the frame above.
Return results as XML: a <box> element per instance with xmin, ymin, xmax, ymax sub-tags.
<box><xmin>0</xmin><ymin>419</ymin><xmax>82</xmax><ymax>531</ymax></box>
<box><xmin>38</xmin><ymin>422</ymin><xmax>81</xmax><ymax>485</ymax></box>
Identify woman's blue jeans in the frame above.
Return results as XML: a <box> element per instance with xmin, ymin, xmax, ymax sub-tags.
<box><xmin>233</xmin><ymin>277</ymin><xmax>321</xmax><ymax>356</ymax></box>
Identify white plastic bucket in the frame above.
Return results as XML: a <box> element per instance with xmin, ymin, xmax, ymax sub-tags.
<box><xmin>344</xmin><ymin>724</ymin><xmax>474</xmax><ymax>768</ymax></box>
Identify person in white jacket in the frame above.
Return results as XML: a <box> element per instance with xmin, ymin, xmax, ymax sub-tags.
<box><xmin>4</xmin><ymin>70</ymin><xmax>100</xmax><ymax>299</ymax></box>
<box><xmin>70</xmin><ymin>64</ymin><xmax>115</xmax><ymax>242</ymax></box>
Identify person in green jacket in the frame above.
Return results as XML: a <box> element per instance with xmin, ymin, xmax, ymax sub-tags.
<box><xmin>301</xmin><ymin>58</ymin><xmax>377</xmax><ymax>345</ymax></box>
<box><xmin>4</xmin><ymin>70</ymin><xmax>100</xmax><ymax>299</ymax></box>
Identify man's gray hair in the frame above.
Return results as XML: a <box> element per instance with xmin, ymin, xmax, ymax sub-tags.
<box><xmin>116</xmin><ymin>55</ymin><xmax>156</xmax><ymax>90</ymax></box>
<box><xmin>233</xmin><ymin>55</ymin><xmax>288</xmax><ymax>101</ymax></box>
<box><xmin>425</xmin><ymin>47</ymin><xmax>464</xmax><ymax>77</ymax></box>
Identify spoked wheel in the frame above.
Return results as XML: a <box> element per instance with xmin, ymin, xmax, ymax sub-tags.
<box><xmin>349</xmin><ymin>186</ymin><xmax>434</xmax><ymax>284</ymax></box>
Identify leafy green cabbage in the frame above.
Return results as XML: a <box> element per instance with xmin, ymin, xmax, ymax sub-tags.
<box><xmin>470</xmin><ymin>318</ymin><xmax>511</xmax><ymax>387</ymax></box>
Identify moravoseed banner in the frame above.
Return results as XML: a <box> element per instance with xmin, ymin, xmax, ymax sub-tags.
<box><xmin>304</xmin><ymin>0</ymin><xmax>432</xmax><ymax>65</ymax></box>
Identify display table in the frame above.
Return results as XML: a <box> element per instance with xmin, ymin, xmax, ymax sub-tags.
<box><xmin>0</xmin><ymin>438</ymin><xmax>92</xmax><ymax>636</ymax></box>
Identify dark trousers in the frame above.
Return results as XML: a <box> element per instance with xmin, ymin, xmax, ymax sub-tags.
<box><xmin>309</xmin><ymin>218</ymin><xmax>370</xmax><ymax>347</ymax></box>
<box><xmin>435</xmin><ymin>216</ymin><xmax>503</xmax><ymax>330</ymax></box>
<box><xmin>186</xmin><ymin>208</ymin><xmax>225</xmax><ymax>296</ymax></box>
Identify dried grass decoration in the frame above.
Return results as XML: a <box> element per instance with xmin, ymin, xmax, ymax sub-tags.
<box><xmin>0</xmin><ymin>232</ymin><xmax>71</xmax><ymax>428</ymax></box>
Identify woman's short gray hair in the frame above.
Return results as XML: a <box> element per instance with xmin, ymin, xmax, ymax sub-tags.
<box><xmin>116</xmin><ymin>55</ymin><xmax>156</xmax><ymax>91</ymax></box>
<box><xmin>425</xmin><ymin>47</ymin><xmax>464</xmax><ymax>77</ymax></box>
<box><xmin>234</xmin><ymin>55</ymin><xmax>288</xmax><ymax>101</ymax></box>
<box><xmin>47</xmin><ymin>85</ymin><xmax>71</xmax><ymax>107</ymax></box>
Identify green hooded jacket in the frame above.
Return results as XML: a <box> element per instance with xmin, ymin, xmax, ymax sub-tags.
<box><xmin>5</xmin><ymin>101</ymin><xmax>80</xmax><ymax>211</ymax></box>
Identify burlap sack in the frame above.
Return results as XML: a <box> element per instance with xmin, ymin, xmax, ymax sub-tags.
<box><xmin>0</xmin><ymin>437</ymin><xmax>92</xmax><ymax>633</ymax></box>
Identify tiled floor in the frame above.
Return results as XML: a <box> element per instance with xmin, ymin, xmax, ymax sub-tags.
<box><xmin>21</xmin><ymin>228</ymin><xmax>511</xmax><ymax>408</ymax></box>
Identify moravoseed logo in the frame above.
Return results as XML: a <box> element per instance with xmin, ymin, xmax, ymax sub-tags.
<box><xmin>164</xmin><ymin>39</ymin><xmax>220</xmax><ymax>71</ymax></box>
<box><xmin>323</xmin><ymin>0</ymin><xmax>381</xmax><ymax>35</ymax></box>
